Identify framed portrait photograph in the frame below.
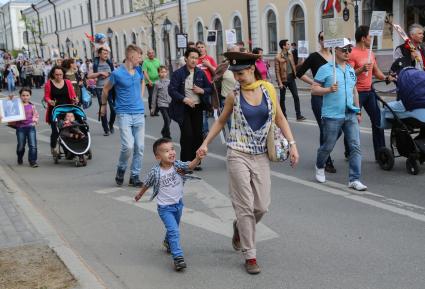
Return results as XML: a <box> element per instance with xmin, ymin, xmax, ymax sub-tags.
<box><xmin>0</xmin><ymin>97</ymin><xmax>26</xmax><ymax>123</ymax></box>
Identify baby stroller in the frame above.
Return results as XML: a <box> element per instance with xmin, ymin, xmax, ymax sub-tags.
<box><xmin>51</xmin><ymin>105</ymin><xmax>92</xmax><ymax>167</ymax></box>
<box><xmin>373</xmin><ymin>68</ymin><xmax>425</xmax><ymax>175</ymax></box>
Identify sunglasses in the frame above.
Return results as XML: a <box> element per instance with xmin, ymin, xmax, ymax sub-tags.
<box><xmin>337</xmin><ymin>47</ymin><xmax>352</xmax><ymax>53</ymax></box>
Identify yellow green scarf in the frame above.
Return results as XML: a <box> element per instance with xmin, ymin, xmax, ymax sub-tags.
<box><xmin>241</xmin><ymin>80</ymin><xmax>277</xmax><ymax>118</ymax></box>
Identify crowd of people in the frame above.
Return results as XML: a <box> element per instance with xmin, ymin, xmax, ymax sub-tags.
<box><xmin>0</xmin><ymin>22</ymin><xmax>424</xmax><ymax>275</ymax></box>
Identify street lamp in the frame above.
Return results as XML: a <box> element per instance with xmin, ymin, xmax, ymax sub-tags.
<box><xmin>107</xmin><ymin>27</ymin><xmax>114</xmax><ymax>61</ymax></box>
<box><xmin>163</xmin><ymin>17</ymin><xmax>173</xmax><ymax>73</ymax></box>
<box><xmin>66</xmin><ymin>37</ymin><xmax>72</xmax><ymax>57</ymax></box>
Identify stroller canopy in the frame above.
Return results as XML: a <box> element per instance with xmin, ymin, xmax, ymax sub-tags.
<box><xmin>397</xmin><ymin>67</ymin><xmax>425</xmax><ymax>111</ymax></box>
<box><xmin>51</xmin><ymin>105</ymin><xmax>87</xmax><ymax>121</ymax></box>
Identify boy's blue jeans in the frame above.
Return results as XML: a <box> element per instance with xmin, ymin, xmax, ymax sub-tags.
<box><xmin>157</xmin><ymin>199</ymin><xmax>184</xmax><ymax>259</ymax></box>
<box><xmin>316</xmin><ymin>113</ymin><xmax>362</xmax><ymax>182</ymax></box>
<box><xmin>16</xmin><ymin>126</ymin><xmax>37</xmax><ymax>163</ymax></box>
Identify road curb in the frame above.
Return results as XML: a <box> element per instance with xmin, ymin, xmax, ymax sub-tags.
<box><xmin>0</xmin><ymin>162</ymin><xmax>107</xmax><ymax>289</ymax></box>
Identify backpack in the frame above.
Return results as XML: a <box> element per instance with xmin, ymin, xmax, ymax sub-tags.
<box><xmin>93</xmin><ymin>57</ymin><xmax>116</xmax><ymax>101</ymax></box>
<box><xmin>397</xmin><ymin>67</ymin><xmax>425</xmax><ymax>111</ymax></box>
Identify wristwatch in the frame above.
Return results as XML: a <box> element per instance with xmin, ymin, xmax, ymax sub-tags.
<box><xmin>289</xmin><ymin>140</ymin><xmax>296</xmax><ymax>146</ymax></box>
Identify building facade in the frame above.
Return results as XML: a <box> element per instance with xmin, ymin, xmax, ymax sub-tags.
<box><xmin>21</xmin><ymin>0</ymin><xmax>425</xmax><ymax>67</ymax></box>
<box><xmin>0</xmin><ymin>0</ymin><xmax>35</xmax><ymax>52</ymax></box>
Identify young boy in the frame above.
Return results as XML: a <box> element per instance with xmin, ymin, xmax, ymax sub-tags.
<box><xmin>134</xmin><ymin>138</ymin><xmax>204</xmax><ymax>271</ymax></box>
<box><xmin>151</xmin><ymin>66</ymin><xmax>172</xmax><ymax>139</ymax></box>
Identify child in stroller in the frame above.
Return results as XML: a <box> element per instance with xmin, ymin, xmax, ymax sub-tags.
<box><xmin>59</xmin><ymin>112</ymin><xmax>86</xmax><ymax>140</ymax></box>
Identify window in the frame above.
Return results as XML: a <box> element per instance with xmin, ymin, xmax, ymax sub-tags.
<box><xmin>105</xmin><ymin>0</ymin><xmax>109</xmax><ymax>18</ymax></box>
<box><xmin>57</xmin><ymin>13</ymin><xmax>61</xmax><ymax>30</ymax></box>
<box><xmin>112</xmin><ymin>0</ymin><xmax>116</xmax><ymax>17</ymax></box>
<box><xmin>197</xmin><ymin>21</ymin><xmax>203</xmax><ymax>41</ymax></box>
<box><xmin>49</xmin><ymin>15</ymin><xmax>53</xmax><ymax>32</ymax></box>
<box><xmin>129</xmin><ymin>0</ymin><xmax>133</xmax><ymax>12</ymax></box>
<box><xmin>115</xmin><ymin>35</ymin><xmax>120</xmax><ymax>61</ymax></box>
<box><xmin>292</xmin><ymin>5</ymin><xmax>305</xmax><ymax>43</ymax></box>
<box><xmin>63</xmin><ymin>11</ymin><xmax>67</xmax><ymax>29</ymax></box>
<box><xmin>83</xmin><ymin>41</ymin><xmax>87</xmax><ymax>58</ymax></box>
<box><xmin>214</xmin><ymin>18</ymin><xmax>223</xmax><ymax>62</ymax></box>
<box><xmin>97</xmin><ymin>0</ymin><xmax>101</xmax><ymax>20</ymax></box>
<box><xmin>120</xmin><ymin>0</ymin><xmax>124</xmax><ymax>15</ymax></box>
<box><xmin>68</xmin><ymin>9</ymin><xmax>72</xmax><ymax>28</ymax></box>
<box><xmin>233</xmin><ymin>16</ymin><xmax>242</xmax><ymax>43</ymax></box>
<box><xmin>123</xmin><ymin>34</ymin><xmax>127</xmax><ymax>48</ymax></box>
<box><xmin>267</xmin><ymin>10</ymin><xmax>277</xmax><ymax>53</ymax></box>
<box><xmin>44</xmin><ymin>18</ymin><xmax>48</xmax><ymax>33</ymax></box>
<box><xmin>175</xmin><ymin>25</ymin><xmax>180</xmax><ymax>56</ymax></box>
<box><xmin>131</xmin><ymin>32</ymin><xmax>136</xmax><ymax>44</ymax></box>
<box><xmin>80</xmin><ymin>5</ymin><xmax>84</xmax><ymax>24</ymax></box>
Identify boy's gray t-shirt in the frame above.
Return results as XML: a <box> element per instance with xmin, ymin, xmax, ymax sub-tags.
<box><xmin>96</xmin><ymin>61</ymin><xmax>111</xmax><ymax>88</ymax></box>
<box><xmin>156</xmin><ymin>166</ymin><xmax>183</xmax><ymax>206</ymax></box>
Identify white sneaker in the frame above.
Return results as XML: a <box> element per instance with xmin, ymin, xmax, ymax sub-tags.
<box><xmin>315</xmin><ymin>166</ymin><xmax>326</xmax><ymax>183</ymax></box>
<box><xmin>348</xmin><ymin>180</ymin><xmax>368</xmax><ymax>191</ymax></box>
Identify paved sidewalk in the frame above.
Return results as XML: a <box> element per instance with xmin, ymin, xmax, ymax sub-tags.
<box><xmin>0</xmin><ymin>176</ymin><xmax>44</xmax><ymax>249</ymax></box>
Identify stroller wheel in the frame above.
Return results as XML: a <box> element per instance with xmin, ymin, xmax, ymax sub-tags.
<box><xmin>406</xmin><ymin>157</ymin><xmax>420</xmax><ymax>175</ymax></box>
<box><xmin>87</xmin><ymin>149</ymin><xmax>93</xmax><ymax>160</ymax></box>
<box><xmin>377</xmin><ymin>147</ymin><xmax>394</xmax><ymax>171</ymax></box>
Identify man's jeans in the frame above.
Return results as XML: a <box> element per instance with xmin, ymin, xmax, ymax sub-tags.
<box><xmin>157</xmin><ymin>199</ymin><xmax>184</xmax><ymax>259</ymax></box>
<box><xmin>359</xmin><ymin>90</ymin><xmax>385</xmax><ymax>159</ymax></box>
<box><xmin>95</xmin><ymin>88</ymin><xmax>116</xmax><ymax>133</ymax></box>
<box><xmin>117</xmin><ymin>113</ymin><xmax>145</xmax><ymax>177</ymax></box>
<box><xmin>316</xmin><ymin>113</ymin><xmax>362</xmax><ymax>182</ymax></box>
<box><xmin>279</xmin><ymin>74</ymin><xmax>302</xmax><ymax>118</ymax></box>
<box><xmin>16</xmin><ymin>126</ymin><xmax>37</xmax><ymax>163</ymax></box>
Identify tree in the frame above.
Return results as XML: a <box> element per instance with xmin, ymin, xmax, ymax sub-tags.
<box><xmin>21</xmin><ymin>14</ymin><xmax>45</xmax><ymax>58</ymax></box>
<box><xmin>134</xmin><ymin>0</ymin><xmax>167</xmax><ymax>53</ymax></box>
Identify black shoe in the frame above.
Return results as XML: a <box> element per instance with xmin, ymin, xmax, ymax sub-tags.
<box><xmin>104</xmin><ymin>131</ymin><xmax>110</xmax><ymax>136</ymax></box>
<box><xmin>30</xmin><ymin>162</ymin><xmax>39</xmax><ymax>168</ymax></box>
<box><xmin>163</xmin><ymin>239</ymin><xmax>171</xmax><ymax>254</ymax></box>
<box><xmin>115</xmin><ymin>168</ymin><xmax>125</xmax><ymax>186</ymax></box>
<box><xmin>174</xmin><ymin>256</ymin><xmax>187</xmax><ymax>271</ymax></box>
<box><xmin>296</xmin><ymin>115</ymin><xmax>306</xmax><ymax>121</ymax></box>
<box><xmin>109</xmin><ymin>123</ymin><xmax>115</xmax><ymax>134</ymax></box>
<box><xmin>129</xmin><ymin>175</ymin><xmax>143</xmax><ymax>187</ymax></box>
<box><xmin>325</xmin><ymin>162</ymin><xmax>336</xmax><ymax>173</ymax></box>
<box><xmin>17</xmin><ymin>158</ymin><xmax>23</xmax><ymax>165</ymax></box>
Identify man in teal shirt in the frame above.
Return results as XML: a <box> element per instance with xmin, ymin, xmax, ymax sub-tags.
<box><xmin>143</xmin><ymin>49</ymin><xmax>161</xmax><ymax>116</ymax></box>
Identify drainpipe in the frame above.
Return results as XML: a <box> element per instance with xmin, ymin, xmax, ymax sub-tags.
<box><xmin>247</xmin><ymin>0</ymin><xmax>252</xmax><ymax>51</ymax></box>
<box><xmin>47</xmin><ymin>0</ymin><xmax>61</xmax><ymax>57</ymax></box>
<box><xmin>31</xmin><ymin>4</ymin><xmax>44</xmax><ymax>58</ymax></box>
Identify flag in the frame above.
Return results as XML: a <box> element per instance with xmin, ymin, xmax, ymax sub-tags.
<box><xmin>84</xmin><ymin>32</ymin><xmax>94</xmax><ymax>43</ymax></box>
<box><xmin>323</xmin><ymin>0</ymin><xmax>341</xmax><ymax>14</ymax></box>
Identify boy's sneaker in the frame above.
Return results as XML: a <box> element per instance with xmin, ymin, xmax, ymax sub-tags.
<box><xmin>245</xmin><ymin>258</ymin><xmax>261</xmax><ymax>274</ymax></box>
<box><xmin>232</xmin><ymin>220</ymin><xmax>241</xmax><ymax>251</ymax></box>
<box><xmin>115</xmin><ymin>168</ymin><xmax>125</xmax><ymax>186</ymax></box>
<box><xmin>129</xmin><ymin>175</ymin><xmax>143</xmax><ymax>187</ymax></box>
<box><xmin>315</xmin><ymin>166</ymin><xmax>326</xmax><ymax>183</ymax></box>
<box><xmin>163</xmin><ymin>239</ymin><xmax>171</xmax><ymax>254</ymax></box>
<box><xmin>174</xmin><ymin>256</ymin><xmax>187</xmax><ymax>271</ymax></box>
<box><xmin>348</xmin><ymin>180</ymin><xmax>367</xmax><ymax>191</ymax></box>
<box><xmin>30</xmin><ymin>162</ymin><xmax>39</xmax><ymax>168</ymax></box>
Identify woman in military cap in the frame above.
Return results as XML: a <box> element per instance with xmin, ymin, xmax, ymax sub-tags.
<box><xmin>197</xmin><ymin>52</ymin><xmax>299</xmax><ymax>274</ymax></box>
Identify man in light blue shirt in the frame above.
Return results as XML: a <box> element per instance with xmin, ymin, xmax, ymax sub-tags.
<box><xmin>312</xmin><ymin>39</ymin><xmax>367</xmax><ymax>191</ymax></box>
<box><xmin>101</xmin><ymin>44</ymin><xmax>145</xmax><ymax>187</ymax></box>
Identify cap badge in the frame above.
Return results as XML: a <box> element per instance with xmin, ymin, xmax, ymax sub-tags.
<box><xmin>232</xmin><ymin>59</ymin><xmax>237</xmax><ymax>65</ymax></box>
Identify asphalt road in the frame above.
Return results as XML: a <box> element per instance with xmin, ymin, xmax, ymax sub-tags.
<box><xmin>1</xmin><ymin>87</ymin><xmax>424</xmax><ymax>289</ymax></box>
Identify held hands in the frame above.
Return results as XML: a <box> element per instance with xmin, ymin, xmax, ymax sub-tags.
<box><xmin>196</xmin><ymin>145</ymin><xmax>208</xmax><ymax>159</ymax></box>
<box><xmin>362</xmin><ymin>63</ymin><xmax>372</xmax><ymax>73</ymax></box>
<box><xmin>329</xmin><ymin>83</ymin><xmax>338</xmax><ymax>93</ymax></box>
<box><xmin>183</xmin><ymin>97</ymin><xmax>196</xmax><ymax>108</ymax></box>
<box><xmin>192</xmin><ymin>84</ymin><xmax>204</xmax><ymax>95</ymax></box>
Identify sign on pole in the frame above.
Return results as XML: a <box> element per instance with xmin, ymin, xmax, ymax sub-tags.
<box><xmin>323</xmin><ymin>17</ymin><xmax>345</xmax><ymax>83</ymax></box>
<box><xmin>206</xmin><ymin>30</ymin><xmax>217</xmax><ymax>46</ymax></box>
<box><xmin>297</xmin><ymin>40</ymin><xmax>309</xmax><ymax>58</ymax></box>
<box><xmin>176</xmin><ymin>33</ymin><xmax>188</xmax><ymax>49</ymax></box>
<box><xmin>225</xmin><ymin>29</ymin><xmax>237</xmax><ymax>45</ymax></box>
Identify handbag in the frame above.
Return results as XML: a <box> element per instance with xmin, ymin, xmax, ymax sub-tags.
<box><xmin>81</xmin><ymin>86</ymin><xmax>93</xmax><ymax>109</ymax></box>
<box><xmin>265</xmin><ymin>85</ymin><xmax>289</xmax><ymax>162</ymax></box>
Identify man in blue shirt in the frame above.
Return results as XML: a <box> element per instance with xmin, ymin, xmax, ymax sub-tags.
<box><xmin>312</xmin><ymin>39</ymin><xmax>367</xmax><ymax>191</ymax></box>
<box><xmin>100</xmin><ymin>44</ymin><xmax>145</xmax><ymax>187</ymax></box>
